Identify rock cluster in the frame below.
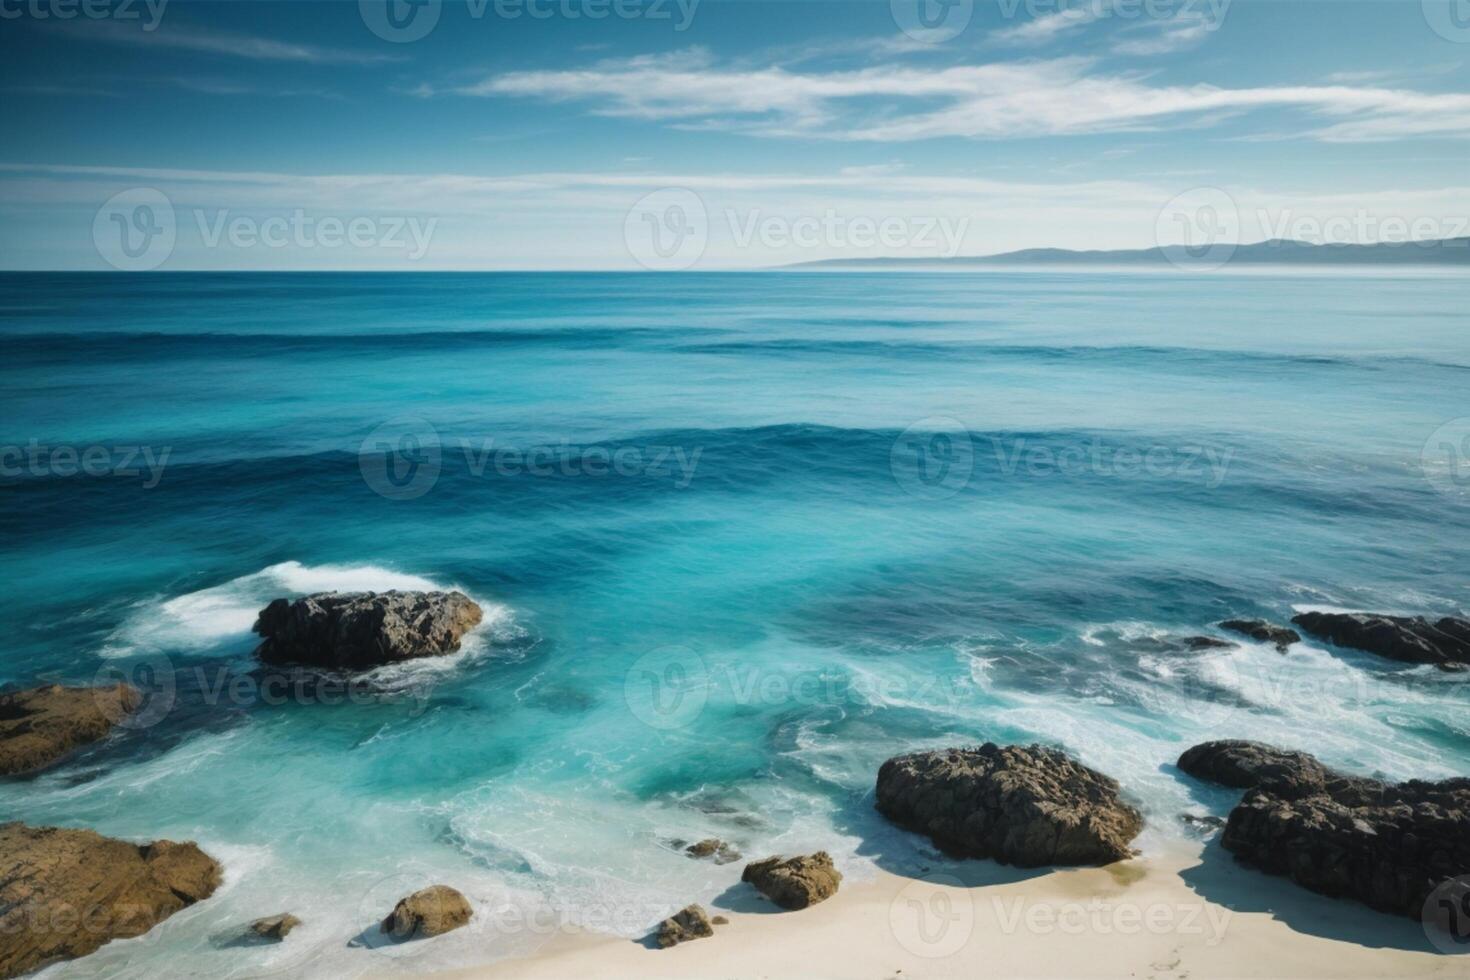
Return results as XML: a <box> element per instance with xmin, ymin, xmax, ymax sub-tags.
<box><xmin>1291</xmin><ymin>611</ymin><xmax>1470</xmax><ymax>669</ymax></box>
<box><xmin>253</xmin><ymin>591</ymin><xmax>482</xmax><ymax>671</ymax></box>
<box><xmin>1218</xmin><ymin>619</ymin><xmax>1300</xmax><ymax>650</ymax></box>
<box><xmin>380</xmin><ymin>885</ymin><xmax>473</xmax><ymax>940</ymax></box>
<box><xmin>875</xmin><ymin>744</ymin><xmax>1143</xmax><ymax>866</ymax></box>
<box><xmin>741</xmin><ymin>853</ymin><xmax>842</xmax><ymax>910</ymax></box>
<box><xmin>0</xmin><ymin>823</ymin><xmax>222</xmax><ymax>979</ymax></box>
<box><xmin>1179</xmin><ymin>740</ymin><xmax>1470</xmax><ymax>919</ymax></box>
<box><xmin>684</xmin><ymin>838</ymin><xmax>741</xmax><ymax>865</ymax></box>
<box><xmin>0</xmin><ymin>684</ymin><xmax>141</xmax><ymax>776</ymax></box>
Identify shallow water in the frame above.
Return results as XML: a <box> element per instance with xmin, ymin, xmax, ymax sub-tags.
<box><xmin>2</xmin><ymin>270</ymin><xmax>1468</xmax><ymax>976</ymax></box>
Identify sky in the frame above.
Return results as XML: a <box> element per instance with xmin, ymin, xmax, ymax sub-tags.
<box><xmin>1</xmin><ymin>0</ymin><xmax>1468</xmax><ymax>269</ymax></box>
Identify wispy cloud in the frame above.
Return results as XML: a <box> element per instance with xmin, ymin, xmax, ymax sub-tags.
<box><xmin>992</xmin><ymin>0</ymin><xmax>1223</xmax><ymax>55</ymax></box>
<box><xmin>56</xmin><ymin>18</ymin><xmax>403</xmax><ymax>65</ymax></box>
<box><xmin>455</xmin><ymin>50</ymin><xmax>1470</xmax><ymax>144</ymax></box>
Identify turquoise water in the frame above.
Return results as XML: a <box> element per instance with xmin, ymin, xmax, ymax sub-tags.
<box><xmin>2</xmin><ymin>270</ymin><xmax>1468</xmax><ymax>976</ymax></box>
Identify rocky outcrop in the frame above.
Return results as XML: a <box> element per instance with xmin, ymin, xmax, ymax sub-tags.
<box><xmin>0</xmin><ymin>823</ymin><xmax>221</xmax><ymax>978</ymax></box>
<box><xmin>1177</xmin><ymin>740</ymin><xmax>1470</xmax><ymax>920</ymax></box>
<box><xmin>1182</xmin><ymin>636</ymin><xmax>1235</xmax><ymax>651</ymax></box>
<box><xmin>0</xmin><ymin>684</ymin><xmax>141</xmax><ymax>776</ymax></box>
<box><xmin>1219</xmin><ymin>620</ymin><xmax>1300</xmax><ymax>650</ymax></box>
<box><xmin>380</xmin><ymin>885</ymin><xmax>473</xmax><ymax>940</ymax></box>
<box><xmin>875</xmin><ymin>744</ymin><xmax>1143</xmax><ymax>867</ymax></box>
<box><xmin>655</xmin><ymin>904</ymin><xmax>714</xmax><ymax>947</ymax></box>
<box><xmin>684</xmin><ymin>838</ymin><xmax>741</xmax><ymax>865</ymax></box>
<box><xmin>741</xmin><ymin>853</ymin><xmax>841</xmax><ymax>910</ymax></box>
<box><xmin>1291</xmin><ymin>611</ymin><xmax>1470</xmax><ymax>669</ymax></box>
<box><xmin>248</xmin><ymin>913</ymin><xmax>300</xmax><ymax>941</ymax></box>
<box><xmin>253</xmin><ymin>591</ymin><xmax>482</xmax><ymax>671</ymax></box>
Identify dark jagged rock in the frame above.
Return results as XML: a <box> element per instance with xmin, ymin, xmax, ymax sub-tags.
<box><xmin>741</xmin><ymin>853</ymin><xmax>841</xmax><ymax>910</ymax></box>
<box><xmin>248</xmin><ymin>913</ymin><xmax>300</xmax><ymax>941</ymax></box>
<box><xmin>0</xmin><ymin>823</ymin><xmax>221</xmax><ymax>978</ymax></box>
<box><xmin>685</xmin><ymin>838</ymin><xmax>741</xmax><ymax>865</ymax></box>
<box><xmin>1182</xmin><ymin>636</ymin><xmax>1235</xmax><ymax>651</ymax></box>
<box><xmin>253</xmin><ymin>591</ymin><xmax>482</xmax><ymax>671</ymax></box>
<box><xmin>655</xmin><ymin>904</ymin><xmax>714</xmax><ymax>947</ymax></box>
<box><xmin>875</xmin><ymin>744</ymin><xmax>1143</xmax><ymax>867</ymax></box>
<box><xmin>1291</xmin><ymin>611</ymin><xmax>1470</xmax><ymax>668</ymax></box>
<box><xmin>1218</xmin><ymin>619</ymin><xmax>1300</xmax><ymax>650</ymax></box>
<box><xmin>0</xmin><ymin>684</ymin><xmax>141</xmax><ymax>777</ymax></box>
<box><xmin>380</xmin><ymin>885</ymin><xmax>472</xmax><ymax>940</ymax></box>
<box><xmin>1177</xmin><ymin>740</ymin><xmax>1470</xmax><ymax>920</ymax></box>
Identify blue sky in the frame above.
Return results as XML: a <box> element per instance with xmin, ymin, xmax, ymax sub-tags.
<box><xmin>2</xmin><ymin>0</ymin><xmax>1468</xmax><ymax>268</ymax></box>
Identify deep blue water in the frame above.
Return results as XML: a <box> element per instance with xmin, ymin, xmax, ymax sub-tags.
<box><xmin>2</xmin><ymin>270</ymin><xmax>1468</xmax><ymax>976</ymax></box>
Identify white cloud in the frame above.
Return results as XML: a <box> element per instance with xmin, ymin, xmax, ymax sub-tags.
<box><xmin>55</xmin><ymin>18</ymin><xmax>402</xmax><ymax>65</ymax></box>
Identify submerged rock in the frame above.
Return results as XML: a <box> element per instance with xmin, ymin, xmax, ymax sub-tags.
<box><xmin>253</xmin><ymin>591</ymin><xmax>482</xmax><ymax>671</ymax></box>
<box><xmin>1218</xmin><ymin>620</ymin><xmax>1300</xmax><ymax>650</ymax></box>
<box><xmin>1182</xmin><ymin>636</ymin><xmax>1235</xmax><ymax>651</ymax></box>
<box><xmin>875</xmin><ymin>744</ymin><xmax>1143</xmax><ymax>867</ymax></box>
<box><xmin>248</xmin><ymin>913</ymin><xmax>300</xmax><ymax>941</ymax></box>
<box><xmin>0</xmin><ymin>822</ymin><xmax>221</xmax><ymax>978</ymax></box>
<box><xmin>1290</xmin><ymin>611</ymin><xmax>1470</xmax><ymax>668</ymax></box>
<box><xmin>742</xmin><ymin>853</ymin><xmax>841</xmax><ymax>910</ymax></box>
<box><xmin>684</xmin><ymin>838</ymin><xmax>741</xmax><ymax>865</ymax></box>
<box><xmin>655</xmin><ymin>904</ymin><xmax>714</xmax><ymax>947</ymax></box>
<box><xmin>381</xmin><ymin>885</ymin><xmax>473</xmax><ymax>940</ymax></box>
<box><xmin>1177</xmin><ymin>740</ymin><xmax>1470</xmax><ymax>920</ymax></box>
<box><xmin>0</xmin><ymin>684</ymin><xmax>141</xmax><ymax>777</ymax></box>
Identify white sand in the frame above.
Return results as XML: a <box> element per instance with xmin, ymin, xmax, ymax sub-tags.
<box><xmin>431</xmin><ymin>843</ymin><xmax>1460</xmax><ymax>980</ymax></box>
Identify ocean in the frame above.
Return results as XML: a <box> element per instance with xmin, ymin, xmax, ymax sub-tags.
<box><xmin>2</xmin><ymin>269</ymin><xmax>1468</xmax><ymax>976</ymax></box>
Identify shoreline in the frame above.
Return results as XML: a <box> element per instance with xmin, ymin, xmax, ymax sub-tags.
<box><xmin>430</xmin><ymin>842</ymin><xmax>1458</xmax><ymax>980</ymax></box>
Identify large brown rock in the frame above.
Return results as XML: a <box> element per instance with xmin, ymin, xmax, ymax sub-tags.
<box><xmin>741</xmin><ymin>852</ymin><xmax>841</xmax><ymax>910</ymax></box>
<box><xmin>0</xmin><ymin>684</ymin><xmax>141</xmax><ymax>776</ymax></box>
<box><xmin>876</xmin><ymin>744</ymin><xmax>1143</xmax><ymax>867</ymax></box>
<box><xmin>0</xmin><ymin>823</ymin><xmax>222</xmax><ymax>978</ymax></box>
<box><xmin>655</xmin><ymin>904</ymin><xmax>714</xmax><ymax>947</ymax></box>
<box><xmin>380</xmin><ymin>885</ymin><xmax>473</xmax><ymax>940</ymax></box>
<box><xmin>248</xmin><ymin>913</ymin><xmax>301</xmax><ymax>941</ymax></box>
<box><xmin>1291</xmin><ymin>611</ymin><xmax>1470</xmax><ymax>668</ymax></box>
<box><xmin>253</xmin><ymin>591</ymin><xmax>482</xmax><ymax>671</ymax></box>
<box><xmin>1178</xmin><ymin>740</ymin><xmax>1470</xmax><ymax>920</ymax></box>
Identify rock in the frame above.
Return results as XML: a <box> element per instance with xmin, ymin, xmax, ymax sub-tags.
<box><xmin>0</xmin><ymin>684</ymin><xmax>141</xmax><ymax>776</ymax></box>
<box><xmin>1182</xmin><ymin>636</ymin><xmax>1235</xmax><ymax>651</ymax></box>
<box><xmin>253</xmin><ymin>591</ymin><xmax>482</xmax><ymax>671</ymax></box>
<box><xmin>248</xmin><ymin>913</ymin><xmax>300</xmax><ymax>941</ymax></box>
<box><xmin>1290</xmin><ymin>611</ymin><xmax>1470</xmax><ymax>668</ymax></box>
<box><xmin>875</xmin><ymin>744</ymin><xmax>1143</xmax><ymax>867</ymax></box>
<box><xmin>1218</xmin><ymin>620</ymin><xmax>1300</xmax><ymax>650</ymax></box>
<box><xmin>1222</xmin><ymin>777</ymin><xmax>1470</xmax><ymax>920</ymax></box>
<box><xmin>685</xmin><ymin>838</ymin><xmax>741</xmax><ymax>865</ymax></box>
<box><xmin>655</xmin><ymin>904</ymin><xmax>713</xmax><ymax>947</ymax></box>
<box><xmin>741</xmin><ymin>853</ymin><xmax>841</xmax><ymax>910</ymax></box>
<box><xmin>0</xmin><ymin>822</ymin><xmax>221</xmax><ymax>978</ymax></box>
<box><xmin>381</xmin><ymin>885</ymin><xmax>473</xmax><ymax>940</ymax></box>
<box><xmin>711</xmin><ymin>914</ymin><xmax>729</xmax><ymax>925</ymax></box>
<box><xmin>1178</xmin><ymin>813</ymin><xmax>1225</xmax><ymax>832</ymax></box>
<box><xmin>1176</xmin><ymin>739</ymin><xmax>1379</xmax><ymax>803</ymax></box>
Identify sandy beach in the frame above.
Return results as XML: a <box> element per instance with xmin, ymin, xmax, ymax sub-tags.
<box><xmin>437</xmin><ymin>842</ymin><xmax>1459</xmax><ymax>980</ymax></box>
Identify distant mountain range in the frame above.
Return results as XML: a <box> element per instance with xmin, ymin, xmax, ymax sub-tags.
<box><xmin>790</xmin><ymin>237</ymin><xmax>1470</xmax><ymax>269</ymax></box>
